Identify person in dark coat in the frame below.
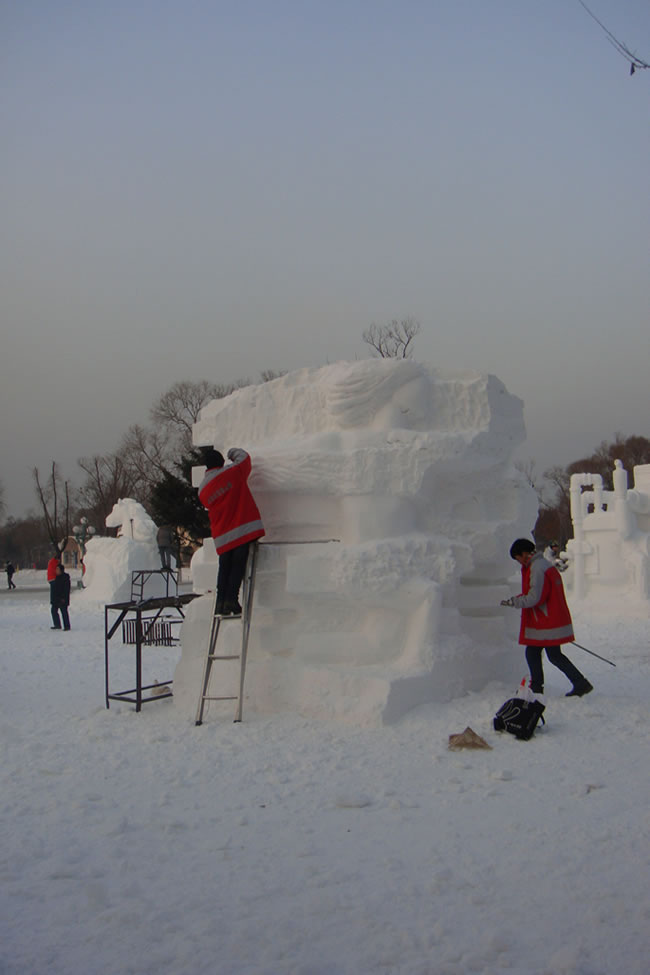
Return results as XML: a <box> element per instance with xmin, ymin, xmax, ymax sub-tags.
<box><xmin>50</xmin><ymin>563</ymin><xmax>71</xmax><ymax>630</ymax></box>
<box><xmin>156</xmin><ymin>524</ymin><xmax>175</xmax><ymax>569</ymax></box>
<box><xmin>6</xmin><ymin>561</ymin><xmax>16</xmax><ymax>589</ymax></box>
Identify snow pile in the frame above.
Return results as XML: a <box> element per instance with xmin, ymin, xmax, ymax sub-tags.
<box><xmin>80</xmin><ymin>498</ymin><xmax>173</xmax><ymax>605</ymax></box>
<box><xmin>175</xmin><ymin>360</ymin><xmax>538</xmax><ymax>724</ymax></box>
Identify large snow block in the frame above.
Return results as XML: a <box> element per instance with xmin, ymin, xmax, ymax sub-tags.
<box><xmin>176</xmin><ymin>359</ymin><xmax>537</xmax><ymax>724</ymax></box>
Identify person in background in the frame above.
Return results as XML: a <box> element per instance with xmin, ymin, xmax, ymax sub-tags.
<box><xmin>47</xmin><ymin>552</ymin><xmax>61</xmax><ymax>581</ymax></box>
<box><xmin>6</xmin><ymin>561</ymin><xmax>16</xmax><ymax>589</ymax></box>
<box><xmin>543</xmin><ymin>540</ymin><xmax>568</xmax><ymax>572</ymax></box>
<box><xmin>156</xmin><ymin>524</ymin><xmax>175</xmax><ymax>569</ymax></box>
<box><xmin>50</xmin><ymin>563</ymin><xmax>71</xmax><ymax>631</ymax></box>
<box><xmin>47</xmin><ymin>551</ymin><xmax>61</xmax><ymax>602</ymax></box>
<box><xmin>501</xmin><ymin>538</ymin><xmax>592</xmax><ymax>697</ymax></box>
<box><xmin>198</xmin><ymin>447</ymin><xmax>265</xmax><ymax>616</ymax></box>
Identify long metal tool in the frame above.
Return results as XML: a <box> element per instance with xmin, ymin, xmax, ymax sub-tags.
<box><xmin>571</xmin><ymin>641</ymin><xmax>616</xmax><ymax>667</ymax></box>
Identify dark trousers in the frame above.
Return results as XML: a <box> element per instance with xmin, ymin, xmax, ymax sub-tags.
<box><xmin>51</xmin><ymin>604</ymin><xmax>70</xmax><ymax>629</ymax></box>
<box><xmin>525</xmin><ymin>645</ymin><xmax>585</xmax><ymax>693</ymax></box>
<box><xmin>159</xmin><ymin>546</ymin><xmax>173</xmax><ymax>569</ymax></box>
<box><xmin>217</xmin><ymin>542</ymin><xmax>250</xmax><ymax>606</ymax></box>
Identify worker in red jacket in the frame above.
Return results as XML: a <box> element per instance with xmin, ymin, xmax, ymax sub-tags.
<box><xmin>501</xmin><ymin>538</ymin><xmax>593</xmax><ymax>697</ymax></box>
<box><xmin>47</xmin><ymin>553</ymin><xmax>61</xmax><ymax>582</ymax></box>
<box><xmin>198</xmin><ymin>447</ymin><xmax>265</xmax><ymax>616</ymax></box>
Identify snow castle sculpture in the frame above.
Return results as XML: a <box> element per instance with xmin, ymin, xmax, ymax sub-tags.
<box><xmin>79</xmin><ymin>499</ymin><xmax>172</xmax><ymax>604</ymax></box>
<box><xmin>174</xmin><ymin>360</ymin><xmax>538</xmax><ymax>724</ymax></box>
<box><xmin>566</xmin><ymin>461</ymin><xmax>650</xmax><ymax>610</ymax></box>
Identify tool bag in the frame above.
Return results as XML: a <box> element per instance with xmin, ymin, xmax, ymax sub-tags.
<box><xmin>493</xmin><ymin>697</ymin><xmax>545</xmax><ymax>740</ymax></box>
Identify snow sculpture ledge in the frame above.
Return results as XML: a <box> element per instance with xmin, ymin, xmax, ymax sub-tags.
<box><xmin>174</xmin><ymin>360</ymin><xmax>538</xmax><ymax>724</ymax></box>
<box><xmin>566</xmin><ymin>461</ymin><xmax>650</xmax><ymax>614</ymax></box>
<box><xmin>79</xmin><ymin>499</ymin><xmax>172</xmax><ymax>605</ymax></box>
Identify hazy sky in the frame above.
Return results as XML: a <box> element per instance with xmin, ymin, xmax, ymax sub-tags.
<box><xmin>2</xmin><ymin>0</ymin><xmax>649</xmax><ymax>519</ymax></box>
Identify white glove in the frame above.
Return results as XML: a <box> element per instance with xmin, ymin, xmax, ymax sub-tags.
<box><xmin>227</xmin><ymin>447</ymin><xmax>247</xmax><ymax>465</ymax></box>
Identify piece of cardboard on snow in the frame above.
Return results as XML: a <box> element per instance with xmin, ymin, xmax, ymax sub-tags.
<box><xmin>448</xmin><ymin>726</ymin><xmax>492</xmax><ymax>750</ymax></box>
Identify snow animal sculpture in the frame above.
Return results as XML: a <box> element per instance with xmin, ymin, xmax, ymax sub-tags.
<box><xmin>566</xmin><ymin>460</ymin><xmax>650</xmax><ymax>607</ymax></box>
<box><xmin>175</xmin><ymin>359</ymin><xmax>538</xmax><ymax>725</ymax></box>
<box><xmin>105</xmin><ymin>498</ymin><xmax>158</xmax><ymax>544</ymax></box>
<box><xmin>79</xmin><ymin>499</ymin><xmax>171</xmax><ymax>605</ymax></box>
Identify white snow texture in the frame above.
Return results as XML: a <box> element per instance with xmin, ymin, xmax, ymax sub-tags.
<box><xmin>177</xmin><ymin>360</ymin><xmax>538</xmax><ymax>724</ymax></box>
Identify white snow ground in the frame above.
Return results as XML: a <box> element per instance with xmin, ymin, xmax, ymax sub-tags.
<box><xmin>1</xmin><ymin>578</ymin><xmax>648</xmax><ymax>975</ymax></box>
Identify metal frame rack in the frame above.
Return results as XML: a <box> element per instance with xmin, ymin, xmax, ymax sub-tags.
<box><xmin>104</xmin><ymin>592</ymin><xmax>199</xmax><ymax>711</ymax></box>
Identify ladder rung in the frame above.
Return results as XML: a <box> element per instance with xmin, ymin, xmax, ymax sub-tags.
<box><xmin>195</xmin><ymin>541</ymin><xmax>259</xmax><ymax>726</ymax></box>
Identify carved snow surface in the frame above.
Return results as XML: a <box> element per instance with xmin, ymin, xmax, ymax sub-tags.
<box><xmin>175</xmin><ymin>360</ymin><xmax>538</xmax><ymax>724</ymax></box>
<box><xmin>79</xmin><ymin>499</ymin><xmax>171</xmax><ymax>605</ymax></box>
<box><xmin>567</xmin><ymin>460</ymin><xmax>650</xmax><ymax>612</ymax></box>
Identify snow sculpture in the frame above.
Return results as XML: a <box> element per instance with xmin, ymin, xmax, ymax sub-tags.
<box><xmin>105</xmin><ymin>498</ymin><xmax>158</xmax><ymax>543</ymax></box>
<box><xmin>566</xmin><ymin>461</ymin><xmax>650</xmax><ymax>610</ymax></box>
<box><xmin>79</xmin><ymin>499</ymin><xmax>172</xmax><ymax>605</ymax></box>
<box><xmin>174</xmin><ymin>360</ymin><xmax>538</xmax><ymax>724</ymax></box>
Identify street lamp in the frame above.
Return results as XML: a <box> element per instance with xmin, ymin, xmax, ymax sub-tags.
<box><xmin>72</xmin><ymin>517</ymin><xmax>96</xmax><ymax>587</ymax></box>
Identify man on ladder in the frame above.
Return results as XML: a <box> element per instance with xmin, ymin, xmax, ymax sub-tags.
<box><xmin>198</xmin><ymin>447</ymin><xmax>265</xmax><ymax>615</ymax></box>
<box><xmin>195</xmin><ymin>447</ymin><xmax>265</xmax><ymax>724</ymax></box>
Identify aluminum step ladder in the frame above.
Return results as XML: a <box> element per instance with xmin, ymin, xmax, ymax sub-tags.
<box><xmin>195</xmin><ymin>542</ymin><xmax>259</xmax><ymax>725</ymax></box>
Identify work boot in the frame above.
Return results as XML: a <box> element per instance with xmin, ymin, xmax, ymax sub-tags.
<box><xmin>566</xmin><ymin>680</ymin><xmax>593</xmax><ymax>697</ymax></box>
<box><xmin>222</xmin><ymin>601</ymin><xmax>242</xmax><ymax>617</ymax></box>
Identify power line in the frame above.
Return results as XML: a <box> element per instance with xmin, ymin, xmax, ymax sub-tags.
<box><xmin>577</xmin><ymin>0</ymin><xmax>649</xmax><ymax>75</ymax></box>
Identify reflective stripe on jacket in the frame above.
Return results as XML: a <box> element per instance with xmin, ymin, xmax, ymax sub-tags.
<box><xmin>512</xmin><ymin>553</ymin><xmax>574</xmax><ymax>646</ymax></box>
<box><xmin>198</xmin><ymin>449</ymin><xmax>265</xmax><ymax>555</ymax></box>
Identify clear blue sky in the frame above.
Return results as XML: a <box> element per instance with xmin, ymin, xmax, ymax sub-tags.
<box><xmin>2</xmin><ymin>0</ymin><xmax>649</xmax><ymax>517</ymax></box>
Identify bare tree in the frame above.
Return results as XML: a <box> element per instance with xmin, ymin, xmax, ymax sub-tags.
<box><xmin>74</xmin><ymin>376</ymin><xmax>285</xmax><ymax>528</ymax></box>
<box><xmin>537</xmin><ymin>465</ymin><xmax>574</xmax><ymax>544</ymax></box>
<box><xmin>0</xmin><ymin>479</ymin><xmax>6</xmax><ymax>522</ymax></box>
<box><xmin>150</xmin><ymin>375</ymin><xmax>283</xmax><ymax>449</ymax></box>
<box><xmin>77</xmin><ymin>453</ymin><xmax>139</xmax><ymax>527</ymax></box>
<box><xmin>150</xmin><ymin>379</ymin><xmax>250</xmax><ymax>448</ymax></box>
<box><xmin>588</xmin><ymin>433</ymin><xmax>650</xmax><ymax>482</ymax></box>
<box><xmin>119</xmin><ymin>424</ymin><xmax>172</xmax><ymax>501</ymax></box>
<box><xmin>33</xmin><ymin>463</ymin><xmax>72</xmax><ymax>554</ymax></box>
<box><xmin>259</xmin><ymin>369</ymin><xmax>287</xmax><ymax>383</ymax></box>
<box><xmin>578</xmin><ymin>0</ymin><xmax>649</xmax><ymax>75</ymax></box>
<box><xmin>0</xmin><ymin>513</ymin><xmax>52</xmax><ymax>567</ymax></box>
<box><xmin>362</xmin><ymin>317</ymin><xmax>421</xmax><ymax>359</ymax></box>
<box><xmin>514</xmin><ymin>458</ymin><xmax>548</xmax><ymax>507</ymax></box>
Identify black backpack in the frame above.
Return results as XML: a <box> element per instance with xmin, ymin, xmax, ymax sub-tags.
<box><xmin>493</xmin><ymin>697</ymin><xmax>545</xmax><ymax>741</ymax></box>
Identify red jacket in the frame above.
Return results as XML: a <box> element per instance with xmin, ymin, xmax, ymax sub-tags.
<box><xmin>512</xmin><ymin>553</ymin><xmax>574</xmax><ymax>646</ymax></box>
<box><xmin>198</xmin><ymin>449</ymin><xmax>265</xmax><ymax>555</ymax></box>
